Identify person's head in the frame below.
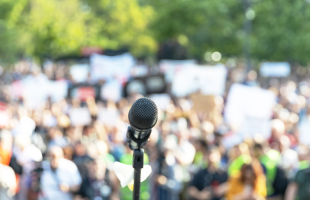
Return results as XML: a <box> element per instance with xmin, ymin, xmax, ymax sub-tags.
<box><xmin>279</xmin><ymin>135</ymin><xmax>290</xmax><ymax>152</ymax></box>
<box><xmin>297</xmin><ymin>145</ymin><xmax>310</xmax><ymax>161</ymax></box>
<box><xmin>74</xmin><ymin>142</ymin><xmax>87</xmax><ymax>156</ymax></box>
<box><xmin>0</xmin><ymin>130</ymin><xmax>13</xmax><ymax>150</ymax></box>
<box><xmin>271</xmin><ymin>119</ymin><xmax>285</xmax><ymax>138</ymax></box>
<box><xmin>247</xmin><ymin>70</ymin><xmax>257</xmax><ymax>81</ymax></box>
<box><xmin>87</xmin><ymin>159</ymin><xmax>106</xmax><ymax>180</ymax></box>
<box><xmin>253</xmin><ymin>143</ymin><xmax>265</xmax><ymax>158</ymax></box>
<box><xmin>49</xmin><ymin>146</ymin><xmax>64</xmax><ymax>170</ymax></box>
<box><xmin>206</xmin><ymin>147</ymin><xmax>221</xmax><ymax>167</ymax></box>
<box><xmin>194</xmin><ymin>139</ymin><xmax>207</xmax><ymax>153</ymax></box>
<box><xmin>240</xmin><ymin>164</ymin><xmax>257</xmax><ymax>186</ymax></box>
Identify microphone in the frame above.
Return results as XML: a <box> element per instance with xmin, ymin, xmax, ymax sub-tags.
<box><xmin>127</xmin><ymin>97</ymin><xmax>158</xmax><ymax>150</ymax></box>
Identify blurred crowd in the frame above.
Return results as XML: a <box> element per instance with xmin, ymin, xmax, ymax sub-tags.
<box><xmin>0</xmin><ymin>60</ymin><xmax>310</xmax><ymax>200</ymax></box>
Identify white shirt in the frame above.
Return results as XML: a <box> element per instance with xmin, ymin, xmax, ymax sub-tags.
<box><xmin>280</xmin><ymin>148</ymin><xmax>298</xmax><ymax>171</ymax></box>
<box><xmin>174</xmin><ymin>140</ymin><xmax>196</xmax><ymax>166</ymax></box>
<box><xmin>40</xmin><ymin>158</ymin><xmax>82</xmax><ymax>200</ymax></box>
<box><xmin>0</xmin><ymin>164</ymin><xmax>16</xmax><ymax>197</ymax></box>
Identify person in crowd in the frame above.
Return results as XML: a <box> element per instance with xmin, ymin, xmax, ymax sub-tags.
<box><xmin>228</xmin><ymin>143</ymin><xmax>252</xmax><ymax>176</ymax></box>
<box><xmin>278</xmin><ymin>135</ymin><xmax>298</xmax><ymax>173</ymax></box>
<box><xmin>47</xmin><ymin>127</ymin><xmax>68</xmax><ymax>149</ymax></box>
<box><xmin>173</xmin><ymin>128</ymin><xmax>196</xmax><ymax>167</ymax></box>
<box><xmin>253</xmin><ymin>143</ymin><xmax>288</xmax><ymax>199</ymax></box>
<box><xmin>285</xmin><ymin>146</ymin><xmax>310</xmax><ymax>200</ymax></box>
<box><xmin>226</xmin><ymin>163</ymin><xmax>267</xmax><ymax>200</ymax></box>
<box><xmin>0</xmin><ymin>155</ymin><xmax>17</xmax><ymax>200</ymax></box>
<box><xmin>76</xmin><ymin>158</ymin><xmax>119</xmax><ymax>200</ymax></box>
<box><xmin>1</xmin><ymin>59</ymin><xmax>310</xmax><ymax>200</ymax></box>
<box><xmin>156</xmin><ymin>137</ymin><xmax>184</xmax><ymax>200</ymax></box>
<box><xmin>0</xmin><ymin>130</ymin><xmax>13</xmax><ymax>165</ymax></box>
<box><xmin>73</xmin><ymin>142</ymin><xmax>93</xmax><ymax>179</ymax></box>
<box><xmin>188</xmin><ymin>147</ymin><xmax>228</xmax><ymax>200</ymax></box>
<box><xmin>192</xmin><ymin>139</ymin><xmax>208</xmax><ymax>171</ymax></box>
<box><xmin>13</xmin><ymin>134</ymin><xmax>42</xmax><ymax>200</ymax></box>
<box><xmin>39</xmin><ymin>146</ymin><xmax>81</xmax><ymax>200</ymax></box>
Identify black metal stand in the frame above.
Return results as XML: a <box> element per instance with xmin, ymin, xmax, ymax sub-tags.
<box><xmin>126</xmin><ymin>126</ymin><xmax>150</xmax><ymax>200</ymax></box>
<box><xmin>133</xmin><ymin>149</ymin><xmax>144</xmax><ymax>200</ymax></box>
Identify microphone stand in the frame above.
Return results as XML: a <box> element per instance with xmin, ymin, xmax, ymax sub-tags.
<box><xmin>127</xmin><ymin>127</ymin><xmax>151</xmax><ymax>200</ymax></box>
<box><xmin>133</xmin><ymin>149</ymin><xmax>143</xmax><ymax>200</ymax></box>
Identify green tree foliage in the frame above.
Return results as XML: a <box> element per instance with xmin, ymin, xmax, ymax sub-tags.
<box><xmin>1</xmin><ymin>0</ymin><xmax>310</xmax><ymax>64</ymax></box>
<box><xmin>148</xmin><ymin>0</ymin><xmax>310</xmax><ymax>63</ymax></box>
<box><xmin>0</xmin><ymin>0</ymin><xmax>156</xmax><ymax>63</ymax></box>
<box><xmin>252</xmin><ymin>0</ymin><xmax>310</xmax><ymax>64</ymax></box>
<box><xmin>81</xmin><ymin>0</ymin><xmax>156</xmax><ymax>55</ymax></box>
<box><xmin>147</xmin><ymin>0</ymin><xmax>245</xmax><ymax>60</ymax></box>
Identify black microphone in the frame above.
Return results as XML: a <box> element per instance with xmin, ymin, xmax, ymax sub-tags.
<box><xmin>127</xmin><ymin>97</ymin><xmax>158</xmax><ymax>150</ymax></box>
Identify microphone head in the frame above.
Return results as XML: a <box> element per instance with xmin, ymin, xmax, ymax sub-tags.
<box><xmin>128</xmin><ymin>98</ymin><xmax>158</xmax><ymax>131</ymax></box>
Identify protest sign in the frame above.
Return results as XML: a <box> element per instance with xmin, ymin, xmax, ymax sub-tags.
<box><xmin>90</xmin><ymin>53</ymin><xmax>135</xmax><ymax>81</ymax></box>
<box><xmin>124</xmin><ymin>74</ymin><xmax>166</xmax><ymax>97</ymax></box>
<box><xmin>196</xmin><ymin>65</ymin><xmax>227</xmax><ymax>96</ymax></box>
<box><xmin>224</xmin><ymin>84</ymin><xmax>275</xmax><ymax>138</ymax></box>
<box><xmin>68</xmin><ymin>84</ymin><xmax>101</xmax><ymax>101</ymax></box>
<box><xmin>11</xmin><ymin>81</ymin><xmax>23</xmax><ymax>98</ymax></box>
<box><xmin>298</xmin><ymin>117</ymin><xmax>310</xmax><ymax>145</ymax></box>
<box><xmin>0</xmin><ymin>111</ymin><xmax>9</xmax><ymax>128</ymax></box>
<box><xmin>69</xmin><ymin>107</ymin><xmax>91</xmax><ymax>126</ymax></box>
<box><xmin>190</xmin><ymin>94</ymin><xmax>216</xmax><ymax>113</ymax></box>
<box><xmin>0</xmin><ymin>102</ymin><xmax>9</xmax><ymax>128</ymax></box>
<box><xmin>131</xmin><ymin>65</ymin><xmax>148</xmax><ymax>77</ymax></box>
<box><xmin>260</xmin><ymin>62</ymin><xmax>291</xmax><ymax>77</ymax></box>
<box><xmin>101</xmin><ymin>80</ymin><xmax>122</xmax><ymax>102</ymax></box>
<box><xmin>149</xmin><ymin>94</ymin><xmax>171</xmax><ymax>111</ymax></box>
<box><xmin>98</xmin><ymin>108</ymin><xmax>120</xmax><ymax>127</ymax></box>
<box><xmin>23</xmin><ymin>73</ymin><xmax>51</xmax><ymax>109</ymax></box>
<box><xmin>172</xmin><ymin>65</ymin><xmax>227</xmax><ymax>97</ymax></box>
<box><xmin>48</xmin><ymin>80</ymin><xmax>68</xmax><ymax>102</ymax></box>
<box><xmin>13</xmin><ymin>74</ymin><xmax>68</xmax><ymax>107</ymax></box>
<box><xmin>222</xmin><ymin>133</ymin><xmax>243</xmax><ymax>149</ymax></box>
<box><xmin>70</xmin><ymin>64</ymin><xmax>90</xmax><ymax>83</ymax></box>
<box><xmin>238</xmin><ymin>118</ymin><xmax>272</xmax><ymax>139</ymax></box>
<box><xmin>159</xmin><ymin>59</ymin><xmax>196</xmax><ymax>83</ymax></box>
<box><xmin>225</xmin><ymin>84</ymin><xmax>275</xmax><ymax>124</ymax></box>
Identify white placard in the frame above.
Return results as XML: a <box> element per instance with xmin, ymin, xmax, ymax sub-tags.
<box><xmin>21</xmin><ymin>74</ymin><xmax>69</xmax><ymax>108</ymax></box>
<box><xmin>238</xmin><ymin>118</ymin><xmax>272</xmax><ymax>139</ymax></box>
<box><xmin>101</xmin><ymin>80</ymin><xmax>122</xmax><ymax>102</ymax></box>
<box><xmin>70</xmin><ymin>64</ymin><xmax>89</xmax><ymax>83</ymax></box>
<box><xmin>159</xmin><ymin>59</ymin><xmax>196</xmax><ymax>83</ymax></box>
<box><xmin>0</xmin><ymin>111</ymin><xmax>9</xmax><ymax>128</ymax></box>
<box><xmin>225</xmin><ymin>84</ymin><xmax>275</xmax><ymax>125</ymax></box>
<box><xmin>260</xmin><ymin>62</ymin><xmax>291</xmax><ymax>77</ymax></box>
<box><xmin>98</xmin><ymin>108</ymin><xmax>120</xmax><ymax>127</ymax></box>
<box><xmin>90</xmin><ymin>53</ymin><xmax>135</xmax><ymax>81</ymax></box>
<box><xmin>299</xmin><ymin>117</ymin><xmax>310</xmax><ymax>146</ymax></box>
<box><xmin>23</xmin><ymin>73</ymin><xmax>51</xmax><ymax>109</ymax></box>
<box><xmin>222</xmin><ymin>133</ymin><xmax>243</xmax><ymax>149</ymax></box>
<box><xmin>48</xmin><ymin>80</ymin><xmax>68</xmax><ymax>102</ymax></box>
<box><xmin>131</xmin><ymin>65</ymin><xmax>148</xmax><ymax>77</ymax></box>
<box><xmin>149</xmin><ymin>94</ymin><xmax>171</xmax><ymax>111</ymax></box>
<box><xmin>172</xmin><ymin>65</ymin><xmax>227</xmax><ymax>97</ymax></box>
<box><xmin>69</xmin><ymin>107</ymin><xmax>91</xmax><ymax>126</ymax></box>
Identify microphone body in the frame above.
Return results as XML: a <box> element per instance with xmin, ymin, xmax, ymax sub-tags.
<box><xmin>127</xmin><ymin>98</ymin><xmax>158</xmax><ymax>150</ymax></box>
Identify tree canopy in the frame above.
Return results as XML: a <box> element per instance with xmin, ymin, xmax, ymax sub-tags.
<box><xmin>1</xmin><ymin>0</ymin><xmax>310</xmax><ymax>65</ymax></box>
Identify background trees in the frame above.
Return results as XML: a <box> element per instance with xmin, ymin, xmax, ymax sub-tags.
<box><xmin>1</xmin><ymin>0</ymin><xmax>310</xmax><ymax>65</ymax></box>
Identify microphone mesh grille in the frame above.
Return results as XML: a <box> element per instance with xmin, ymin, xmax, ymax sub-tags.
<box><xmin>128</xmin><ymin>98</ymin><xmax>158</xmax><ymax>130</ymax></box>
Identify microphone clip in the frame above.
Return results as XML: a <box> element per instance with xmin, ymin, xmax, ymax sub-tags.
<box><xmin>126</xmin><ymin>126</ymin><xmax>151</xmax><ymax>150</ymax></box>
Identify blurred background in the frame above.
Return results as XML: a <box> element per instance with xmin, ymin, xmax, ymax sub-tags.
<box><xmin>1</xmin><ymin>0</ymin><xmax>310</xmax><ymax>200</ymax></box>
